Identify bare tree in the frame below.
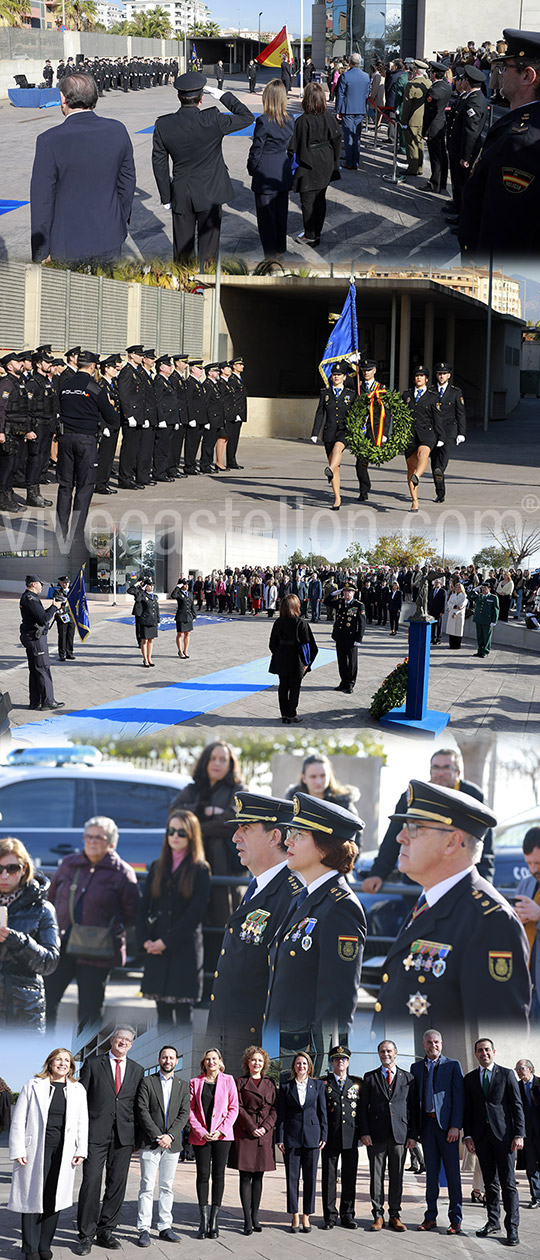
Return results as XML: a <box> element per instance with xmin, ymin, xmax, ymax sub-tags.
<box><xmin>488</xmin><ymin>524</ymin><xmax>540</xmax><ymax>568</ymax></box>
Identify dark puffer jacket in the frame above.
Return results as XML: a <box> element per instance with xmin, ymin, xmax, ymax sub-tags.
<box><xmin>0</xmin><ymin>875</ymin><xmax>60</xmax><ymax>1031</ymax></box>
<box><xmin>136</xmin><ymin>860</ymin><xmax>211</xmax><ymax>1001</ymax></box>
<box><xmin>48</xmin><ymin>848</ymin><xmax>140</xmax><ymax>968</ymax></box>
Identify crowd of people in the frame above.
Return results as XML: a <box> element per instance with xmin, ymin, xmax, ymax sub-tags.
<box><xmin>41</xmin><ymin>54</ymin><xmax>179</xmax><ymax>94</ymax></box>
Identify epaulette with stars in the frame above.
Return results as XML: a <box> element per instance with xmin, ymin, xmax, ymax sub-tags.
<box><xmin>471</xmin><ymin>887</ymin><xmax>504</xmax><ymax>917</ymax></box>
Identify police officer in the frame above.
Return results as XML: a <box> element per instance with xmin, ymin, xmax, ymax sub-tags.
<box><xmin>356</xmin><ymin>358</ymin><xmax>392</xmax><ymax>503</ymax></box>
<box><xmin>53</xmin><ymin>574</ymin><xmax>76</xmax><ymax>661</ymax></box>
<box><xmin>422</xmin><ymin>63</ymin><xmax>452</xmax><ymax>193</ymax></box>
<box><xmin>0</xmin><ymin>352</ymin><xmax>36</xmax><ymax>514</ymax></box>
<box><xmin>265</xmin><ymin>794</ymin><xmax>366</xmax><ymax>1061</ymax></box>
<box><xmin>429</xmin><ymin>363</ymin><xmax>466</xmax><ymax>502</ymax></box>
<box><xmin>218</xmin><ymin>360</ymin><xmax>236</xmax><ymax>472</ymax></box>
<box><xmin>321</xmin><ymin>1045</ymin><xmax>363</xmax><ymax>1230</ymax></box>
<box><xmin>56</xmin><ymin>349</ymin><xmax>118</xmax><ymax>541</ymax></box>
<box><xmin>95</xmin><ymin>355</ymin><xmax>121</xmax><ymax>494</ymax></box>
<box><xmin>42</xmin><ymin>60</ymin><xmax>53</xmax><ymax>88</ymax></box>
<box><xmin>117</xmin><ymin>345</ymin><xmax>147</xmax><ymax>489</ymax></box>
<box><xmin>139</xmin><ymin>349</ymin><xmax>158</xmax><ymax>486</ymax></box>
<box><xmin>183</xmin><ymin>361</ymin><xmax>208</xmax><ymax>476</ymax></box>
<box><xmin>152</xmin><ymin>355</ymin><xmax>178</xmax><ymax>482</ymax></box>
<box><xmin>207</xmin><ymin>791</ymin><xmax>302</xmax><ymax>1069</ymax></box>
<box><xmin>330</xmin><ymin>582</ymin><xmax>366</xmax><ymax>694</ymax></box>
<box><xmin>19</xmin><ymin>574</ymin><xmax>64</xmax><ymax>710</ymax></box>
<box><xmin>373</xmin><ymin>780</ymin><xmax>531</xmax><ymax>1050</ymax></box>
<box><xmin>459</xmin><ymin>28</ymin><xmax>540</xmax><ymax>257</ymax></box>
<box><xmin>56</xmin><ymin>347</ymin><xmax>81</xmax><ymax>394</ymax></box>
<box><xmin>169</xmin><ymin>353</ymin><xmax>189</xmax><ymax>477</ymax></box>
<box><xmin>311</xmin><ymin>360</ymin><xmax>356</xmax><ymax>511</ymax></box>
<box><xmin>471</xmin><ymin>582</ymin><xmax>500</xmax><ymax>658</ymax></box>
<box><xmin>202</xmin><ymin>363</ymin><xmax>224</xmax><ymax>474</ymax></box>
<box><xmin>226</xmin><ymin>355</ymin><xmax>247</xmax><ymax>470</ymax></box>
<box><xmin>25</xmin><ymin>351</ymin><xmax>56</xmax><ymax>507</ymax></box>
<box><xmin>402</xmin><ymin>365</ymin><xmax>441</xmax><ymax>510</ymax></box>
<box><xmin>445</xmin><ymin>64</ymin><xmax>487</xmax><ymax>231</ymax></box>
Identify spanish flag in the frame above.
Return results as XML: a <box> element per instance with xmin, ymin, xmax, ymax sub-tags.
<box><xmin>256</xmin><ymin>25</ymin><xmax>293</xmax><ymax>68</ymax></box>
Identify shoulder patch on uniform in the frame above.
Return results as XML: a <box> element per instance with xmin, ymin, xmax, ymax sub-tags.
<box><xmin>502</xmin><ymin>167</ymin><xmax>534</xmax><ymax>194</ymax></box>
<box><xmin>338</xmin><ymin>935</ymin><xmax>359</xmax><ymax>960</ymax></box>
<box><xmin>288</xmin><ymin>874</ymin><xmax>303</xmax><ymax>894</ymax></box>
<box><xmin>328</xmin><ymin>885</ymin><xmax>350</xmax><ymax>901</ymax></box>
<box><xmin>2</xmin><ymin>391</ymin><xmax>9</xmax><ymax>399</ymax></box>
<box><xmin>472</xmin><ymin>887</ymin><xmax>503</xmax><ymax>916</ymax></box>
<box><xmin>488</xmin><ymin>951</ymin><xmax>512</xmax><ymax>981</ymax></box>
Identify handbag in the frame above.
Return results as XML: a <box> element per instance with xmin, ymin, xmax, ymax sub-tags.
<box><xmin>65</xmin><ymin>868</ymin><xmax>115</xmax><ymax>960</ymax></box>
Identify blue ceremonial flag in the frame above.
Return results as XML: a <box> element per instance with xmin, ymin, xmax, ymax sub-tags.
<box><xmin>319</xmin><ymin>280</ymin><xmax>359</xmax><ymax>384</ymax></box>
<box><xmin>191</xmin><ymin>42</ymin><xmax>197</xmax><ymax>60</ymax></box>
<box><xmin>66</xmin><ymin>567</ymin><xmax>90</xmax><ymax>641</ymax></box>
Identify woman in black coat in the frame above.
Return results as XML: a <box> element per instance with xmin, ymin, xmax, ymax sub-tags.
<box><xmin>389</xmin><ymin>581</ymin><xmax>403</xmax><ymax>635</ymax></box>
<box><xmin>247</xmin><ymin>79</ymin><xmax>294</xmax><ymax>259</ymax></box>
<box><xmin>269</xmin><ymin>594</ymin><xmax>318</xmax><ymax>724</ymax></box>
<box><xmin>288</xmin><ymin>82</ymin><xmax>342</xmax><ymax>247</ymax></box>
<box><xmin>232</xmin><ymin>1046</ymin><xmax>277</xmax><ymax>1234</ymax></box>
<box><xmin>171</xmin><ymin>742</ymin><xmax>246</xmax><ymax>925</ymax></box>
<box><xmin>277</xmin><ymin>1052</ymin><xmax>327</xmax><ymax>1232</ymax></box>
<box><xmin>128</xmin><ymin>577</ymin><xmax>160</xmax><ymax>667</ymax></box>
<box><xmin>170</xmin><ymin>577</ymin><xmax>196</xmax><ymax>658</ymax></box>
<box><xmin>136</xmin><ymin>809</ymin><xmax>210</xmax><ymax>1029</ymax></box>
<box><xmin>0</xmin><ymin>838</ymin><xmax>60</xmax><ymax>1033</ymax></box>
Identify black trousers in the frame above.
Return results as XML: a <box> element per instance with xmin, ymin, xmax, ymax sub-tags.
<box><xmin>169</xmin><ymin>425</ymin><xmax>185</xmax><ymax>472</ymax></box>
<box><xmin>426</xmin><ymin>132</ymin><xmax>448</xmax><ymax>191</ymax></box>
<box><xmin>77</xmin><ymin>1130</ymin><xmax>133</xmax><ymax>1239</ymax></box>
<box><xmin>22</xmin><ymin>1138</ymin><xmax>62</xmax><ymax>1255</ymax></box>
<box><xmin>239</xmin><ymin>1171</ymin><xmax>264</xmax><ymax>1226</ymax></box>
<box><xmin>226</xmin><ymin>421</ymin><xmax>242</xmax><ymax>466</ymax></box>
<box><xmin>153</xmin><ymin>426</ymin><xmax>173</xmax><ymax>478</ymax></box>
<box><xmin>57</xmin><ymin>617</ymin><xmax>75</xmax><ymax>659</ymax></box>
<box><xmin>390</xmin><ymin>609</ymin><xmax>400</xmax><ymax>633</ymax></box>
<box><xmin>172</xmin><ymin>200</ymin><xmax>221</xmax><ymax>266</ymax></box>
<box><xmin>200</xmin><ymin>425</ymin><xmax>218</xmax><ymax>470</ymax></box>
<box><xmin>45</xmin><ymin>945</ymin><xmax>110</xmax><ymax>1031</ymax></box>
<box><xmin>194</xmin><ymin>1141</ymin><xmax>231</xmax><ymax>1206</ymax></box>
<box><xmin>430</xmin><ymin>442</ymin><xmax>450</xmax><ymax>497</ymax></box>
<box><xmin>184</xmin><ymin>425</ymin><xmax>203</xmax><ymax>473</ymax></box>
<box><xmin>299</xmin><ymin>188</ymin><xmax>327</xmax><ymax>241</ymax></box>
<box><xmin>278</xmin><ymin>667</ymin><xmax>303</xmax><ymax>718</ymax></box>
<box><xmin>336</xmin><ymin>639</ymin><xmax>358</xmax><ymax>689</ymax></box>
<box><xmin>21</xmin><ymin>631</ymin><xmax>54</xmax><ymax>707</ymax></box>
<box><xmin>355</xmin><ymin>458</ymin><xmax>371</xmax><ymax>495</ymax></box>
<box><xmin>255</xmin><ymin>190</ymin><xmax>289</xmax><ymax>257</ymax></box>
<box><xmin>368</xmin><ymin>1138</ymin><xmax>405</xmax><ymax>1217</ymax></box>
<box><xmin>96</xmin><ymin>429</ymin><xmax>119</xmax><ymax>488</ymax></box>
<box><xmin>56</xmin><ymin>432</ymin><xmax>97</xmax><ymax>540</ymax></box>
<box><xmin>476</xmin><ymin>1132</ymin><xmax>519</xmax><ymax>1234</ymax></box>
<box><xmin>284</xmin><ymin>1145</ymin><xmax>319</xmax><ymax>1214</ymax></box>
<box><xmin>118</xmin><ymin>427</ymin><xmax>154</xmax><ymax>484</ymax></box>
<box><xmin>321</xmin><ymin>1145</ymin><xmax>358</xmax><ymax>1222</ymax></box>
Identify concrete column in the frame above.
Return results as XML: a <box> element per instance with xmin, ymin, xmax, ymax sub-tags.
<box><xmin>423</xmin><ymin>300</ymin><xmax>434</xmax><ymax>373</ymax></box>
<box><xmin>126</xmin><ymin>279</ymin><xmax>143</xmax><ymax>346</ymax></box>
<box><xmin>446</xmin><ymin>312</ymin><xmax>456</xmax><ymax>366</ymax></box>
<box><xmin>23</xmin><ymin>264</ymin><xmax>42</xmax><ymax>351</ymax></box>
<box><xmin>398</xmin><ymin>293</ymin><xmax>411</xmax><ymax>392</ymax></box>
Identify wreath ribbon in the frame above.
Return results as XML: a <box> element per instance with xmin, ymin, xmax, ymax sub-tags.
<box><xmin>368</xmin><ymin>384</ymin><xmax>387</xmax><ymax>447</ymax></box>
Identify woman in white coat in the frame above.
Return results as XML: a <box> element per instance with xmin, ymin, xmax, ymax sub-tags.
<box><xmin>9</xmin><ymin>1047</ymin><xmax>88</xmax><ymax>1260</ymax></box>
<box><xmin>444</xmin><ymin>579</ymin><xmax>468</xmax><ymax>649</ymax></box>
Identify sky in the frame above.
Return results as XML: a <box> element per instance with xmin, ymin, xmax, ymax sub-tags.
<box><xmin>110</xmin><ymin>0</ymin><xmax>304</xmax><ymax>36</ymax></box>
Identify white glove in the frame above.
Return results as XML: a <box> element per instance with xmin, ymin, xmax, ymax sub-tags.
<box><xmin>158</xmin><ymin>421</ymin><xmax>167</xmax><ymax>428</ymax></box>
<box><xmin>456</xmin><ymin>435</ymin><xmax>465</xmax><ymax>445</ymax></box>
<box><xmin>354</xmin><ymin>642</ymin><xmax>362</xmax><ymax>647</ymax></box>
<box><xmin>204</xmin><ymin>423</ymin><xmax>210</xmax><ymax>430</ymax></box>
<box><xmin>174</xmin><ymin>423</ymin><xmax>179</xmax><ymax>430</ymax></box>
<box><xmin>235</xmin><ymin>414</ymin><xmax>242</xmax><ymax>422</ymax></box>
<box><xmin>162</xmin><ymin>202</ymin><xmax>171</xmax><ymax>210</ymax></box>
<box><xmin>127</xmin><ymin>417</ymin><xmax>137</xmax><ymax>428</ymax></box>
<box><xmin>102</xmin><ymin>427</ymin><xmax>110</xmax><ymax>438</ymax></box>
<box><xmin>143</xmin><ymin>420</ymin><xmax>150</xmax><ymax>428</ymax></box>
<box><xmin>436</xmin><ymin>440</ymin><xmax>444</xmax><ymax>447</ymax></box>
<box><xmin>204</xmin><ymin>85</ymin><xmax>223</xmax><ymax>100</ymax></box>
<box><xmin>381</xmin><ymin>436</ymin><xmax>388</xmax><ymax>444</ymax></box>
<box><xmin>188</xmin><ymin>420</ymin><xmax>196</xmax><ymax>428</ymax></box>
<box><xmin>311</xmin><ymin>436</ymin><xmax>318</xmax><ymax>443</ymax></box>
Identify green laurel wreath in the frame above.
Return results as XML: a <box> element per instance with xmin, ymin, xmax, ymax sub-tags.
<box><xmin>370</xmin><ymin>658</ymin><xmax>409</xmax><ymax>720</ymax></box>
<box><xmin>345</xmin><ymin>390</ymin><xmax>414</xmax><ymax>466</ymax></box>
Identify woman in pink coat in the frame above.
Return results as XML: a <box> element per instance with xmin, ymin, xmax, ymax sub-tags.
<box><xmin>189</xmin><ymin>1047</ymin><xmax>239</xmax><ymax>1239</ymax></box>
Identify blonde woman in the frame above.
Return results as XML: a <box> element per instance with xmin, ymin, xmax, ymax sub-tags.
<box><xmin>247</xmin><ymin>79</ymin><xmax>294</xmax><ymax>258</ymax></box>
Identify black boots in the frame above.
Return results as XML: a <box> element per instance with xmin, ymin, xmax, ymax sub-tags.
<box><xmin>197</xmin><ymin>1206</ymin><xmax>210</xmax><ymax>1239</ymax></box>
<box><xmin>208</xmin><ymin>1207</ymin><xmax>220</xmax><ymax>1239</ymax></box>
<box><xmin>27</xmin><ymin>484</ymin><xmax>53</xmax><ymax>507</ymax></box>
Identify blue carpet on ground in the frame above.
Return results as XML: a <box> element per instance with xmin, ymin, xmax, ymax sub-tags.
<box><xmin>111</xmin><ymin>614</ymin><xmax>228</xmax><ymax>629</ymax></box>
<box><xmin>0</xmin><ymin>200</ymin><xmax>30</xmax><ymax>216</ymax></box>
<box><xmin>136</xmin><ymin>111</ymin><xmax>260</xmax><ymax>139</ymax></box>
<box><xmin>15</xmin><ymin>649</ymin><xmax>336</xmax><ymax>743</ymax></box>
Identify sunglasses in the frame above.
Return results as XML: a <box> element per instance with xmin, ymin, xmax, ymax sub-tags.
<box><xmin>167</xmin><ymin>826</ymin><xmax>188</xmax><ymax>837</ymax></box>
<box><xmin>0</xmin><ymin>863</ymin><xmax>23</xmax><ymax>875</ymax></box>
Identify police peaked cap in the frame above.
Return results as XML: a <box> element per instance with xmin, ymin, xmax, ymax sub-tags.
<box><xmin>219</xmin><ymin>360</ymin><xmax>231</xmax><ymax>370</ymax></box>
<box><xmin>389</xmin><ymin>779</ymin><xmax>497</xmax><ymax>840</ymax></box>
<box><xmin>0</xmin><ymin>351</ymin><xmax>22</xmax><ymax>366</ymax></box>
<box><xmin>498</xmin><ymin>29</ymin><xmax>540</xmax><ymax>61</ymax></box>
<box><xmin>35</xmin><ymin>344</ymin><xmax>53</xmax><ymax>356</ymax></box>
<box><xmin>231</xmin><ymin>354</ymin><xmax>244</xmax><ymax>364</ymax></box>
<box><xmin>25</xmin><ymin>573</ymin><xmax>44</xmax><ymax>584</ymax></box>
<box><xmin>330</xmin><ymin>359</ymin><xmax>350</xmax><ymax>374</ymax></box>
<box><xmin>143</xmin><ymin>348</ymin><xmax>156</xmax><ymax>359</ymax></box>
<box><xmin>33</xmin><ymin>351</ymin><xmax>54</xmax><ymax>364</ymax></box>
<box><xmin>156</xmin><ymin>355</ymin><xmax>172</xmax><ymax>369</ymax></box>
<box><xmin>342</xmin><ymin>582</ymin><xmax>357</xmax><ymax>592</ymax></box>
<box><xmin>463</xmin><ymin>64</ymin><xmax>486</xmax><ymax>83</ymax></box>
<box><xmin>414</xmin><ymin>364</ymin><xmax>430</xmax><ymax>377</ymax></box>
<box><xmin>429</xmin><ymin>61</ymin><xmax>448</xmax><ymax>72</ymax></box>
<box><xmin>173</xmin><ymin>352</ymin><xmax>188</xmax><ymax>361</ymax></box>
<box><xmin>78</xmin><ymin>350</ymin><xmax>99</xmax><ymax>366</ymax></box>
<box><xmin>189</xmin><ymin>359</ymin><xmax>204</xmax><ymax>367</ymax></box>
<box><xmin>65</xmin><ymin>346</ymin><xmax>81</xmax><ymax>358</ymax></box>
<box><xmin>329</xmin><ymin>1044</ymin><xmax>351</xmax><ymax>1059</ymax></box>
<box><xmin>360</xmin><ymin>358</ymin><xmax>377</xmax><ymax>370</ymax></box>
<box><xmin>434</xmin><ymin>361</ymin><xmax>452</xmax><ymax>373</ymax></box>
<box><xmin>292</xmin><ymin>792</ymin><xmax>364</xmax><ymax>842</ymax></box>
<box><xmin>204</xmin><ymin>362</ymin><xmax>220</xmax><ymax>372</ymax></box>
<box><xmin>231</xmin><ymin>791</ymin><xmax>295</xmax><ymax>828</ymax></box>
<box><xmin>126</xmin><ymin>344</ymin><xmax>144</xmax><ymax>354</ymax></box>
<box><xmin>174</xmin><ymin>70</ymin><xmax>206</xmax><ymax>92</ymax></box>
<box><xmin>414</xmin><ymin>59</ymin><xmax>429</xmax><ymax>69</ymax></box>
<box><xmin>100</xmin><ymin>355</ymin><xmax>118</xmax><ymax>369</ymax></box>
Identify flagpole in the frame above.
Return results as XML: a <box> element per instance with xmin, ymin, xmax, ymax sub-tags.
<box><xmin>112</xmin><ymin>525</ymin><xmax>117</xmax><ymax>606</ymax></box>
<box><xmin>300</xmin><ymin>0</ymin><xmax>304</xmax><ymax>93</ymax></box>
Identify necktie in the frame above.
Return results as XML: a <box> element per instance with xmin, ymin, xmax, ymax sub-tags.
<box><xmin>415</xmin><ymin>389</ymin><xmax>421</xmax><ymax>400</ymax></box>
<box><xmin>386</xmin><ymin>1068</ymin><xmax>392</xmax><ymax>1088</ymax></box>
<box><xmin>439</xmin><ymin>386</ymin><xmax>444</xmax><ymax>399</ymax></box>
<box><xmin>296</xmin><ymin>886</ymin><xmax>309</xmax><ymax>908</ymax></box>
<box><xmin>406</xmin><ymin>891</ymin><xmax>427</xmax><ymax>928</ymax></box>
<box><xmin>114</xmin><ymin>1059</ymin><xmax>122</xmax><ymax>1094</ymax></box>
<box><xmin>482</xmin><ymin>1069</ymin><xmax>489</xmax><ymax>1097</ymax></box>
<box><xmin>425</xmin><ymin>1059</ymin><xmax>435</xmax><ymax>1112</ymax></box>
<box><xmin>242</xmin><ymin>876</ymin><xmax>258</xmax><ymax>905</ymax></box>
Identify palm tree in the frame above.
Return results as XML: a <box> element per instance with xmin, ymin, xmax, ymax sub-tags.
<box><xmin>0</xmin><ymin>0</ymin><xmax>31</xmax><ymax>26</ymax></box>
<box><xmin>129</xmin><ymin>6</ymin><xmax>172</xmax><ymax>38</ymax></box>
<box><xmin>189</xmin><ymin>21</ymin><xmax>221</xmax><ymax>36</ymax></box>
<box><xmin>63</xmin><ymin>0</ymin><xmax>98</xmax><ymax>30</ymax></box>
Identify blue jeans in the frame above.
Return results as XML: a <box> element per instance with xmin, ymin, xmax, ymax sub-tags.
<box><xmin>341</xmin><ymin>114</ymin><xmax>364</xmax><ymax>168</ymax></box>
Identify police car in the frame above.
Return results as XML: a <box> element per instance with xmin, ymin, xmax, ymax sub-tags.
<box><xmin>0</xmin><ymin>745</ymin><xmax>189</xmax><ymax>877</ymax></box>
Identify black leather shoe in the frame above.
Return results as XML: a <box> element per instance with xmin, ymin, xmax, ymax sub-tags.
<box><xmin>322</xmin><ymin>1222</ymin><xmax>335</xmax><ymax>1230</ymax></box>
<box><xmin>476</xmin><ymin>1224</ymin><xmax>500</xmax><ymax>1236</ymax></box>
<box><xmin>95</xmin><ymin>485</ymin><xmax>118</xmax><ymax>494</ymax></box>
<box><xmin>41</xmin><ymin>700</ymin><xmax>65</xmax><ymax>710</ymax></box>
<box><xmin>341</xmin><ymin>1218</ymin><xmax>357</xmax><ymax>1229</ymax></box>
<box><xmin>96</xmin><ymin>1234</ymin><xmax>121</xmax><ymax>1249</ymax></box>
<box><xmin>506</xmin><ymin>1234</ymin><xmax>520</xmax><ymax>1246</ymax></box>
<box><xmin>358</xmin><ymin>492</ymin><xmax>369</xmax><ymax>501</ymax></box>
<box><xmin>76</xmin><ymin>1243</ymin><xmax>93</xmax><ymax>1257</ymax></box>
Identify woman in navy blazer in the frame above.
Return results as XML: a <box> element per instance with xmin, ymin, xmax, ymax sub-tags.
<box><xmin>247</xmin><ymin>79</ymin><xmax>294</xmax><ymax>260</ymax></box>
<box><xmin>277</xmin><ymin>1052</ymin><xmax>327</xmax><ymax>1232</ymax></box>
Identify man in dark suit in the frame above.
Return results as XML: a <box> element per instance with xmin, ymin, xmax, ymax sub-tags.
<box><xmin>359</xmin><ymin>1040</ymin><xmax>417</xmax><ymax>1231</ymax></box>
<box><xmin>515</xmin><ymin>1058</ymin><xmax>540</xmax><ymax>1208</ymax></box>
<box><xmin>136</xmin><ymin>1045</ymin><xmax>190</xmax><ymax>1247</ymax></box>
<box><xmin>464</xmin><ymin>1038</ymin><xmax>525</xmax><ymax>1246</ymax></box>
<box><xmin>411</xmin><ymin>1028</ymin><xmax>464</xmax><ymax>1233</ymax></box>
<box><xmin>152</xmin><ymin>71</ymin><xmax>253</xmax><ymax>265</ymax></box>
<box><xmin>320</xmin><ymin>1045</ymin><xmax>362</xmax><ymax>1230</ymax></box>
<box><xmin>362</xmin><ymin>747</ymin><xmax>495</xmax><ymax>890</ymax></box>
<box><xmin>330</xmin><ymin>582</ymin><xmax>366</xmax><ymax>694</ymax></box>
<box><xmin>207</xmin><ymin>792</ymin><xmax>302</xmax><ymax>1070</ymax></box>
<box><xmin>422</xmin><ymin>63</ymin><xmax>452</xmax><ymax>192</ymax></box>
<box><xmin>76</xmin><ymin>1026</ymin><xmax>144</xmax><ymax>1255</ymax></box>
<box><xmin>30</xmin><ymin>72</ymin><xmax>135</xmax><ymax>265</ymax></box>
<box><xmin>372</xmin><ymin>780</ymin><xmax>530</xmax><ymax>1050</ymax></box>
<box><xmin>429</xmin><ymin>363</ymin><xmax>466</xmax><ymax>503</ymax></box>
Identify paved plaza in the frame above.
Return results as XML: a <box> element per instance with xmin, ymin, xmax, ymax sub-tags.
<box><xmin>0</xmin><ymin>73</ymin><xmax>467</xmax><ymax>265</ymax></box>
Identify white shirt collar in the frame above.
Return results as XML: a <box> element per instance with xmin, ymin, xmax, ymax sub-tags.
<box><xmin>249</xmin><ymin>858</ymin><xmax>290</xmax><ymax>896</ymax></box>
<box><xmin>424</xmin><ymin>866</ymin><xmax>474</xmax><ymax>908</ymax></box>
<box><xmin>305</xmin><ymin>869</ymin><xmax>339</xmax><ymax>896</ymax></box>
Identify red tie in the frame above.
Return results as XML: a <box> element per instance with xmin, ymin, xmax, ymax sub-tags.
<box><xmin>387</xmin><ymin>1069</ymin><xmax>392</xmax><ymax>1087</ymax></box>
<box><xmin>114</xmin><ymin>1059</ymin><xmax>122</xmax><ymax>1094</ymax></box>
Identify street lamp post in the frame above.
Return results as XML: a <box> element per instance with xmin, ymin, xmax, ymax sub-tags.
<box><xmin>258</xmin><ymin>10</ymin><xmax>262</xmax><ymax>50</ymax></box>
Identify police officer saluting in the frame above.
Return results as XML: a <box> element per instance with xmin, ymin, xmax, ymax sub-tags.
<box><xmin>0</xmin><ymin>352</ymin><xmax>36</xmax><ymax>514</ymax></box>
<box><xmin>330</xmin><ymin>582</ymin><xmax>366</xmax><ymax>694</ymax></box>
<box><xmin>430</xmin><ymin>362</ymin><xmax>466</xmax><ymax>502</ymax></box>
<box><xmin>19</xmin><ymin>574</ymin><xmax>64</xmax><ymax>710</ymax></box>
<box><xmin>321</xmin><ymin>1045</ymin><xmax>363</xmax><ymax>1230</ymax></box>
<box><xmin>56</xmin><ymin>349</ymin><xmax>119</xmax><ymax>542</ymax></box>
